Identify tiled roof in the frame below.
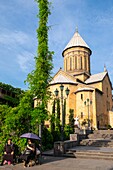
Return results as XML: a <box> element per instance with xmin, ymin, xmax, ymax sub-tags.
<box><xmin>85</xmin><ymin>72</ymin><xmax>107</xmax><ymax>84</ymax></box>
<box><xmin>63</xmin><ymin>30</ymin><xmax>90</xmax><ymax>52</ymax></box>
<box><xmin>50</xmin><ymin>73</ymin><xmax>77</xmax><ymax>85</ymax></box>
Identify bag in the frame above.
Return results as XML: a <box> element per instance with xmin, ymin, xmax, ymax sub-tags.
<box><xmin>36</xmin><ymin>148</ymin><xmax>40</xmax><ymax>155</ymax></box>
<box><xmin>25</xmin><ymin>149</ymin><xmax>31</xmax><ymax>155</ymax></box>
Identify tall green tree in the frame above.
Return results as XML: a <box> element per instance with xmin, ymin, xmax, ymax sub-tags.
<box><xmin>1</xmin><ymin>91</ymin><xmax>34</xmax><ymax>138</ymax></box>
<box><xmin>56</xmin><ymin>99</ymin><xmax>60</xmax><ymax>131</ymax></box>
<box><xmin>69</xmin><ymin>109</ymin><xmax>74</xmax><ymax>133</ymax></box>
<box><xmin>26</xmin><ymin>0</ymin><xmax>53</xmax><ymax>125</ymax></box>
<box><xmin>50</xmin><ymin>99</ymin><xmax>55</xmax><ymax>133</ymax></box>
<box><xmin>63</xmin><ymin>99</ymin><xmax>66</xmax><ymax>126</ymax></box>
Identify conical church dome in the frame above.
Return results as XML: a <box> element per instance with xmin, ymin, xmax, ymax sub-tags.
<box><xmin>62</xmin><ymin>30</ymin><xmax>92</xmax><ymax>56</ymax></box>
<box><xmin>62</xmin><ymin>29</ymin><xmax>92</xmax><ymax>78</ymax></box>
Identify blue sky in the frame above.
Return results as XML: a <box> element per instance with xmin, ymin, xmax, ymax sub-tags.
<box><xmin>0</xmin><ymin>0</ymin><xmax>113</xmax><ymax>90</ymax></box>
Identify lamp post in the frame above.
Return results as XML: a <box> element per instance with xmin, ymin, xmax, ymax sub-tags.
<box><xmin>84</xmin><ymin>98</ymin><xmax>92</xmax><ymax>130</ymax></box>
<box><xmin>54</xmin><ymin>84</ymin><xmax>70</xmax><ymax>141</ymax></box>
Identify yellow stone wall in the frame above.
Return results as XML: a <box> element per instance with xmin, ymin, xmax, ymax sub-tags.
<box><xmin>75</xmin><ymin>90</ymin><xmax>93</xmax><ymax>126</ymax></box>
<box><xmin>34</xmin><ymin>73</ymin><xmax>112</xmax><ymax>129</ymax></box>
<box><xmin>47</xmin><ymin>84</ymin><xmax>77</xmax><ymax>124</ymax></box>
<box><xmin>109</xmin><ymin>111</ymin><xmax>113</xmax><ymax>127</ymax></box>
<box><xmin>74</xmin><ymin>73</ymin><xmax>89</xmax><ymax>82</ymax></box>
<box><xmin>63</xmin><ymin>47</ymin><xmax>91</xmax><ymax>78</ymax></box>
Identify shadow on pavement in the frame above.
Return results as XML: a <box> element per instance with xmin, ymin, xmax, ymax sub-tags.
<box><xmin>42</xmin><ymin>155</ymin><xmax>70</xmax><ymax>164</ymax></box>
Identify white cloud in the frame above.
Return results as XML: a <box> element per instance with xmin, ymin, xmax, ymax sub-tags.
<box><xmin>17</xmin><ymin>51</ymin><xmax>35</xmax><ymax>73</ymax></box>
<box><xmin>0</xmin><ymin>30</ymin><xmax>31</xmax><ymax>46</ymax></box>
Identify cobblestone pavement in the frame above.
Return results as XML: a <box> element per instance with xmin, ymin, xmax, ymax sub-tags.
<box><xmin>0</xmin><ymin>156</ymin><xmax>113</xmax><ymax>170</ymax></box>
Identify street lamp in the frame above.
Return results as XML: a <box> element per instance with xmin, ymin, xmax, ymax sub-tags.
<box><xmin>84</xmin><ymin>98</ymin><xmax>92</xmax><ymax>130</ymax></box>
<box><xmin>54</xmin><ymin>84</ymin><xmax>70</xmax><ymax>141</ymax></box>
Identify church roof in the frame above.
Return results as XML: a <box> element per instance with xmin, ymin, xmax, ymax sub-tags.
<box><xmin>49</xmin><ymin>69</ymin><xmax>77</xmax><ymax>85</ymax></box>
<box><xmin>75</xmin><ymin>87</ymin><xmax>94</xmax><ymax>93</ymax></box>
<box><xmin>85</xmin><ymin>72</ymin><xmax>107</xmax><ymax>84</ymax></box>
<box><xmin>63</xmin><ymin>30</ymin><xmax>91</xmax><ymax>55</ymax></box>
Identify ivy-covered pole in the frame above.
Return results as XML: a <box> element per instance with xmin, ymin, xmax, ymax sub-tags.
<box><xmin>56</xmin><ymin>99</ymin><xmax>60</xmax><ymax>131</ymax></box>
<box><xmin>26</xmin><ymin>0</ymin><xmax>53</xmax><ymax>133</ymax></box>
<box><xmin>50</xmin><ymin>100</ymin><xmax>55</xmax><ymax>134</ymax></box>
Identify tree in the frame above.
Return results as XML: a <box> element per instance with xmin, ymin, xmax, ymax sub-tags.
<box><xmin>0</xmin><ymin>0</ymin><xmax>54</xmax><ymax>155</ymax></box>
<box><xmin>0</xmin><ymin>82</ymin><xmax>24</xmax><ymax>107</ymax></box>
<box><xmin>1</xmin><ymin>91</ymin><xmax>34</xmax><ymax>137</ymax></box>
<box><xmin>0</xmin><ymin>91</ymin><xmax>34</xmax><ymax>155</ymax></box>
<box><xmin>26</xmin><ymin>0</ymin><xmax>54</xmax><ymax>126</ymax></box>
<box><xmin>56</xmin><ymin>99</ymin><xmax>60</xmax><ymax>131</ymax></box>
<box><xmin>50</xmin><ymin>99</ymin><xmax>55</xmax><ymax>133</ymax></box>
<box><xmin>63</xmin><ymin>99</ymin><xmax>66</xmax><ymax>126</ymax></box>
<box><xmin>69</xmin><ymin>109</ymin><xmax>74</xmax><ymax>133</ymax></box>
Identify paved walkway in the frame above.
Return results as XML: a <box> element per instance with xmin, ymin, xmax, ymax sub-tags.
<box><xmin>0</xmin><ymin>156</ymin><xmax>113</xmax><ymax>170</ymax></box>
<box><xmin>42</xmin><ymin>146</ymin><xmax>113</xmax><ymax>154</ymax></box>
<box><xmin>1</xmin><ymin>147</ymin><xmax>113</xmax><ymax>170</ymax></box>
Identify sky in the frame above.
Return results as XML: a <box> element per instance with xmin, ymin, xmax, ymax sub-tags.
<box><xmin>0</xmin><ymin>0</ymin><xmax>113</xmax><ymax>90</ymax></box>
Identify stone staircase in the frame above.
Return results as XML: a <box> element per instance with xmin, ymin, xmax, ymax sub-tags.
<box><xmin>80</xmin><ymin>138</ymin><xmax>113</xmax><ymax>147</ymax></box>
<box><xmin>67</xmin><ymin>146</ymin><xmax>113</xmax><ymax>160</ymax></box>
<box><xmin>80</xmin><ymin>130</ymin><xmax>113</xmax><ymax>147</ymax></box>
<box><xmin>66</xmin><ymin>130</ymin><xmax>113</xmax><ymax>160</ymax></box>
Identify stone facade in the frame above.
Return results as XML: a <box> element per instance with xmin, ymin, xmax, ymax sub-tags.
<box><xmin>34</xmin><ymin>30</ymin><xmax>113</xmax><ymax>130</ymax></box>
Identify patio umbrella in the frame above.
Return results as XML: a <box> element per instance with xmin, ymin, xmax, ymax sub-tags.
<box><xmin>20</xmin><ymin>132</ymin><xmax>40</xmax><ymax>140</ymax></box>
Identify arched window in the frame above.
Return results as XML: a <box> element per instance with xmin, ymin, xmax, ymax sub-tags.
<box><xmin>75</xmin><ymin>56</ymin><xmax>77</xmax><ymax>69</ymax></box>
<box><xmin>79</xmin><ymin>56</ymin><xmax>82</xmax><ymax>69</ymax></box>
<box><xmin>107</xmin><ymin>87</ymin><xmax>108</xmax><ymax>97</ymax></box>
<box><xmin>84</xmin><ymin>56</ymin><xmax>87</xmax><ymax>70</ymax></box>
<box><xmin>65</xmin><ymin>59</ymin><xmax>67</xmax><ymax>71</ymax></box>
<box><xmin>81</xmin><ymin>94</ymin><xmax>83</xmax><ymax>100</ymax></box>
<box><xmin>70</xmin><ymin>57</ymin><xmax>72</xmax><ymax>70</ymax></box>
<box><xmin>81</xmin><ymin>112</ymin><xmax>84</xmax><ymax>119</ymax></box>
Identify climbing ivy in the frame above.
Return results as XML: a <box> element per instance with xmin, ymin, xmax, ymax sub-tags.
<box><xmin>26</xmin><ymin>0</ymin><xmax>54</xmax><ymax>124</ymax></box>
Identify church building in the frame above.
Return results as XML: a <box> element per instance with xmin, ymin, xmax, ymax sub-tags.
<box><xmin>47</xmin><ymin>29</ymin><xmax>113</xmax><ymax>130</ymax></box>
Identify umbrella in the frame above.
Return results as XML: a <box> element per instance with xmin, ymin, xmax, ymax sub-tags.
<box><xmin>20</xmin><ymin>132</ymin><xmax>40</xmax><ymax>140</ymax></box>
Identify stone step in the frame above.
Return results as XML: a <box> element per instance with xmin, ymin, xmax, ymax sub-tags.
<box><xmin>88</xmin><ymin>130</ymin><xmax>113</xmax><ymax>140</ymax></box>
<box><xmin>66</xmin><ymin>149</ymin><xmax>113</xmax><ymax>160</ymax></box>
<box><xmin>74</xmin><ymin>154</ymin><xmax>113</xmax><ymax>160</ymax></box>
<box><xmin>80</xmin><ymin>139</ymin><xmax>113</xmax><ymax>147</ymax></box>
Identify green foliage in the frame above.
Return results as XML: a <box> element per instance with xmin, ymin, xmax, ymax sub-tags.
<box><xmin>64</xmin><ymin>125</ymin><xmax>73</xmax><ymax>140</ymax></box>
<box><xmin>26</xmin><ymin>0</ymin><xmax>54</xmax><ymax>131</ymax></box>
<box><xmin>69</xmin><ymin>109</ymin><xmax>74</xmax><ymax>133</ymax></box>
<box><xmin>0</xmin><ymin>91</ymin><xmax>34</xmax><ymax>158</ymax></box>
<box><xmin>0</xmin><ymin>82</ymin><xmax>23</xmax><ymax>94</ymax></box>
<box><xmin>50</xmin><ymin>100</ymin><xmax>55</xmax><ymax>133</ymax></box>
<box><xmin>52</xmin><ymin>130</ymin><xmax>61</xmax><ymax>142</ymax></box>
<box><xmin>31</xmin><ymin>104</ymin><xmax>48</xmax><ymax>127</ymax></box>
<box><xmin>0</xmin><ymin>105</ymin><xmax>11</xmax><ymax>131</ymax></box>
<box><xmin>4</xmin><ymin>95</ymin><xmax>20</xmax><ymax>106</ymax></box>
<box><xmin>26</xmin><ymin>0</ymin><xmax>53</xmax><ymax>99</ymax></box>
<box><xmin>63</xmin><ymin>99</ymin><xmax>66</xmax><ymax>125</ymax></box>
<box><xmin>0</xmin><ymin>82</ymin><xmax>24</xmax><ymax>107</ymax></box>
<box><xmin>0</xmin><ymin>0</ymin><xmax>55</xmax><ymax>158</ymax></box>
<box><xmin>56</xmin><ymin>99</ymin><xmax>60</xmax><ymax>131</ymax></box>
<box><xmin>41</xmin><ymin>126</ymin><xmax>53</xmax><ymax>150</ymax></box>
